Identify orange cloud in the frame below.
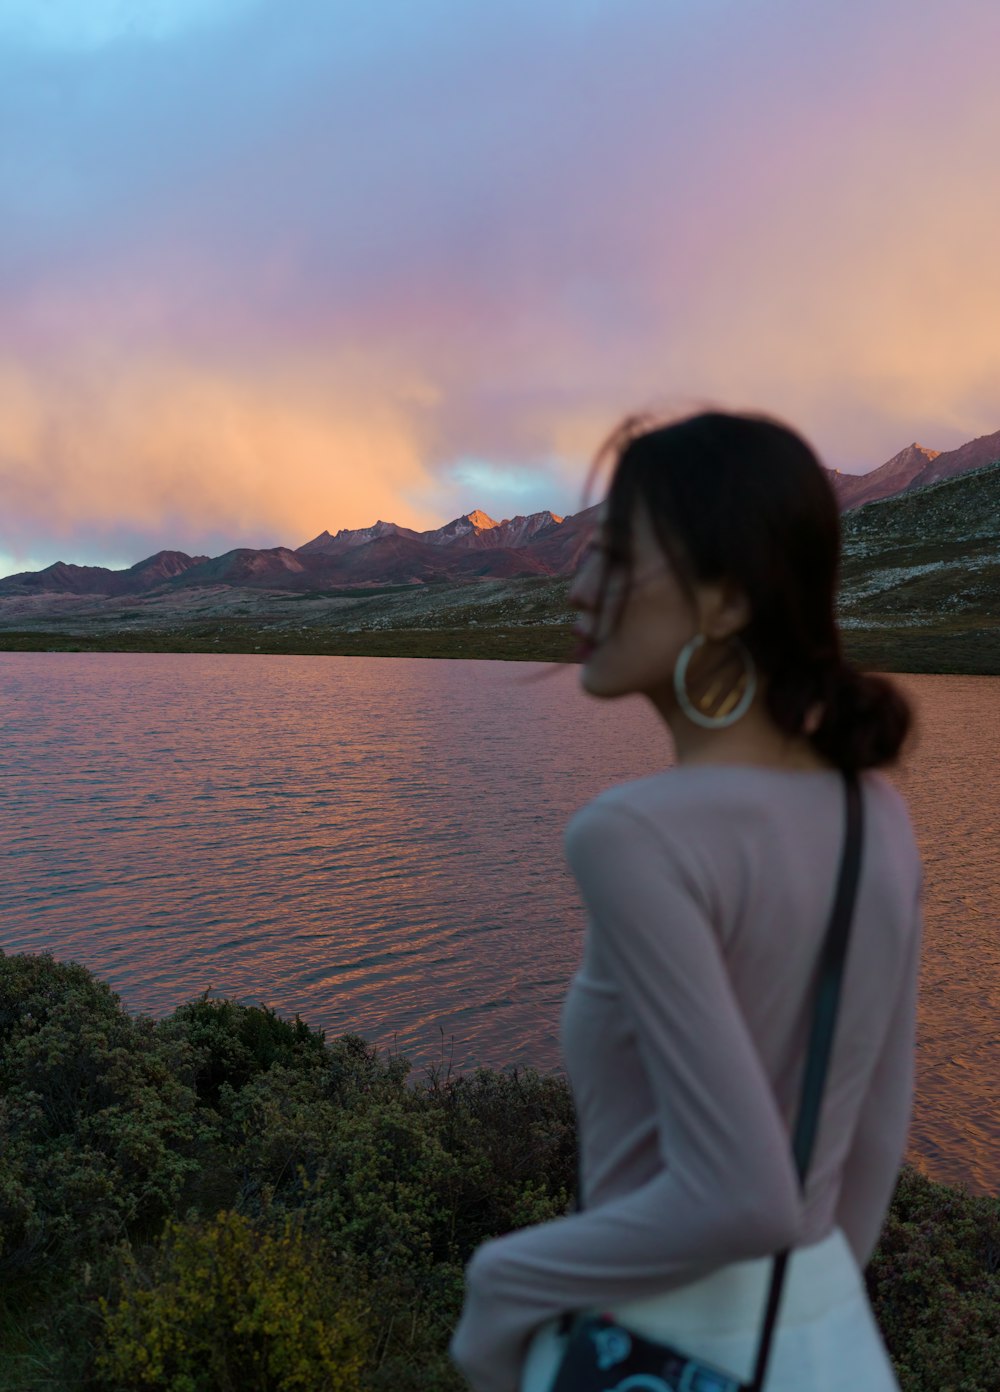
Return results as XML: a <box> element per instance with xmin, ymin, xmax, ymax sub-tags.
<box><xmin>0</xmin><ymin>354</ymin><xmax>446</xmax><ymax>555</ymax></box>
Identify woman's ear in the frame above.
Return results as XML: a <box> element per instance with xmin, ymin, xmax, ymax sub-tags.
<box><xmin>698</xmin><ymin>580</ymin><xmax>751</xmax><ymax>641</ymax></box>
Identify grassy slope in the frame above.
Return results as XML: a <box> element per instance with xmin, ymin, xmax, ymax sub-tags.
<box><xmin>1</xmin><ymin>620</ymin><xmax>998</xmax><ymax>673</ymax></box>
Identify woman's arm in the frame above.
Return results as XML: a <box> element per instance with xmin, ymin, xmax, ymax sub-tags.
<box><xmin>450</xmin><ymin>798</ymin><xmax>804</xmax><ymax>1392</ymax></box>
<box><xmin>834</xmin><ymin>883</ymin><xmax>922</xmax><ymax>1269</ymax></box>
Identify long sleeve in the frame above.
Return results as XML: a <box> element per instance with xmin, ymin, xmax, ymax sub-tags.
<box><xmin>450</xmin><ymin>799</ymin><xmax>805</xmax><ymax>1392</ymax></box>
<box><xmin>834</xmin><ymin>882</ymin><xmax>923</xmax><ymax>1269</ymax></box>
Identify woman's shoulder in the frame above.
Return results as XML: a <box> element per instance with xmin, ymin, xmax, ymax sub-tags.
<box><xmin>569</xmin><ymin>763</ymin><xmax>835</xmax><ymax>823</ymax></box>
<box><xmin>565</xmin><ymin>765</ymin><xmax>919</xmax><ymax>859</ymax></box>
<box><xmin>563</xmin><ymin>765</ymin><xmax>774</xmax><ymax>859</ymax></box>
<box><xmin>564</xmin><ymin>766</ymin><xmax>922</xmax><ymax>935</ymax></box>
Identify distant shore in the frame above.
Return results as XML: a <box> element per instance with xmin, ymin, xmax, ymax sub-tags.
<box><xmin>1</xmin><ymin>621</ymin><xmax>998</xmax><ymax>674</ymax></box>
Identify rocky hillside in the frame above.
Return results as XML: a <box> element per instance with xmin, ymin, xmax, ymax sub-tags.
<box><xmin>909</xmin><ymin>427</ymin><xmax>1000</xmax><ymax>489</ymax></box>
<box><xmin>828</xmin><ymin>443</ymin><xmax>940</xmax><ymax>510</ymax></box>
<box><xmin>0</xmin><ymin>550</ymin><xmax>213</xmax><ymax>597</ymax></box>
<box><xmin>827</xmin><ymin>428</ymin><xmax>1000</xmax><ymax>510</ymax></box>
<box><xmin>837</xmin><ymin>459</ymin><xmax>1000</xmax><ymax>628</ymax></box>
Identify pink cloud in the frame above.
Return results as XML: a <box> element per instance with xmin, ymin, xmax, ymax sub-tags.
<box><xmin>2</xmin><ymin>0</ymin><xmax>999</xmax><ymax>567</ymax></box>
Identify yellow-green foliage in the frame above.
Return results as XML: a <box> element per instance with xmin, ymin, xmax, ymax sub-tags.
<box><xmin>96</xmin><ymin>1210</ymin><xmax>371</xmax><ymax>1392</ymax></box>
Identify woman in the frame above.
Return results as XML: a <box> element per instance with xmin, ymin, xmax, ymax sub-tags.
<box><xmin>449</xmin><ymin>410</ymin><xmax>922</xmax><ymax>1392</ymax></box>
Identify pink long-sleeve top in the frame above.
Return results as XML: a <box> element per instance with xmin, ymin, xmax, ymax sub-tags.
<box><xmin>450</xmin><ymin>765</ymin><xmax>923</xmax><ymax>1392</ymax></box>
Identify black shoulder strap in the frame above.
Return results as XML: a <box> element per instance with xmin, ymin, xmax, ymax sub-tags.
<box><xmin>747</xmin><ymin>769</ymin><xmax>863</xmax><ymax>1391</ymax></box>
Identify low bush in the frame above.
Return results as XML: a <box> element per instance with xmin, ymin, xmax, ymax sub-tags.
<box><xmin>219</xmin><ymin>1042</ymin><xmax>575</xmax><ymax>1271</ymax></box>
<box><xmin>158</xmin><ymin>996</ymin><xmax>328</xmax><ymax>1108</ymax></box>
<box><xmin>0</xmin><ymin>951</ymin><xmax>996</xmax><ymax>1391</ymax></box>
<box><xmin>95</xmin><ymin>1209</ymin><xmax>371</xmax><ymax>1391</ymax></box>
<box><xmin>866</xmin><ymin>1164</ymin><xmax>1000</xmax><ymax>1391</ymax></box>
<box><xmin>0</xmin><ymin>953</ymin><xmax>213</xmax><ymax>1285</ymax></box>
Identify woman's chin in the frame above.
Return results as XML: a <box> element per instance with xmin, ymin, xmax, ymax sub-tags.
<box><xmin>579</xmin><ymin>657</ymin><xmax>629</xmax><ymax>699</ymax></box>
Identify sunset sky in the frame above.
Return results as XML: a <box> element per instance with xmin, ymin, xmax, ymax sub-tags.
<box><xmin>2</xmin><ymin>0</ymin><xmax>999</xmax><ymax>576</ymax></box>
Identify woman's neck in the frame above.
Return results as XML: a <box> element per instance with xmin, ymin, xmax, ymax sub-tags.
<box><xmin>651</xmin><ymin>692</ymin><xmax>836</xmax><ymax>772</ymax></box>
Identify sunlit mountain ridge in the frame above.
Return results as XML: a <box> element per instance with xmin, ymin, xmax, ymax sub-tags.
<box><xmin>3</xmin><ymin>429</ymin><xmax>998</xmax><ymax>597</ymax></box>
<box><xmin>0</xmin><ymin>462</ymin><xmax>996</xmax><ymax>677</ymax></box>
<box><xmin>0</xmin><ymin>509</ymin><xmax>586</xmax><ymax>594</ymax></box>
<box><xmin>297</xmin><ymin>509</ymin><xmax>564</xmax><ymax>558</ymax></box>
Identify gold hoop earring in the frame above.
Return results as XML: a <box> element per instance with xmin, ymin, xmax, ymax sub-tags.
<box><xmin>673</xmin><ymin>633</ymin><xmax>757</xmax><ymax>729</ymax></box>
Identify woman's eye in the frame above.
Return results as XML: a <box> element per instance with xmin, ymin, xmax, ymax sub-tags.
<box><xmin>587</xmin><ymin>541</ymin><xmax>626</xmax><ymax>566</ymax></box>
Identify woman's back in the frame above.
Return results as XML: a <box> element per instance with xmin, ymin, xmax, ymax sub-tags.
<box><xmin>563</xmin><ymin>764</ymin><xmax>922</xmax><ymax>1272</ymax></box>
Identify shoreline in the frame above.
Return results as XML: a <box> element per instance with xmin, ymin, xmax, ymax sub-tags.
<box><xmin>1</xmin><ymin>622</ymin><xmax>999</xmax><ymax>674</ymax></box>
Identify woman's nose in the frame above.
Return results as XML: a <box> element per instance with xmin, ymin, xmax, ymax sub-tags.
<box><xmin>568</xmin><ymin>550</ymin><xmax>598</xmax><ymax>611</ymax></box>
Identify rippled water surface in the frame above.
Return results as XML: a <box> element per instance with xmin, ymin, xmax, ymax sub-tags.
<box><xmin>1</xmin><ymin>653</ymin><xmax>997</xmax><ymax>1194</ymax></box>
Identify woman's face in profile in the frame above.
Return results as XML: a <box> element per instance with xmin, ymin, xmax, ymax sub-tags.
<box><xmin>569</xmin><ymin>498</ymin><xmax>697</xmax><ymax>703</ymax></box>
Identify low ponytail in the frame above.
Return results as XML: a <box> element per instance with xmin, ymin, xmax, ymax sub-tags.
<box><xmin>805</xmin><ymin>664</ymin><xmax>912</xmax><ymax>772</ymax></box>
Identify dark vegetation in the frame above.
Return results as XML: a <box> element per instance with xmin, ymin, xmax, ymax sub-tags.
<box><xmin>841</xmin><ymin>624</ymin><xmax>1000</xmax><ymax>676</ymax></box>
<box><xmin>0</xmin><ymin>623</ymin><xmax>579</xmax><ymax>665</ymax></box>
<box><xmin>1</xmin><ymin>953</ymin><xmax>997</xmax><ymax>1390</ymax></box>
<box><xmin>1</xmin><ymin>619</ymin><xmax>997</xmax><ymax>674</ymax></box>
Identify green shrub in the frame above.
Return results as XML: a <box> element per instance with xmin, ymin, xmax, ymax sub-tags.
<box><xmin>0</xmin><ymin>953</ymin><xmax>213</xmax><ymax>1283</ymax></box>
<box><xmin>209</xmin><ymin>1043</ymin><xmax>574</xmax><ymax>1390</ymax></box>
<box><xmin>1</xmin><ymin>956</ymin><xmax>997</xmax><ymax>1392</ymax></box>
<box><xmin>867</xmin><ymin>1164</ymin><xmax>1000</xmax><ymax>1391</ymax></box>
<box><xmin>218</xmin><ymin>1044</ymin><xmax>574</xmax><ymax>1273</ymax></box>
<box><xmin>158</xmin><ymin>997</ymin><xmax>327</xmax><ymax>1108</ymax></box>
<box><xmin>96</xmin><ymin>1209</ymin><xmax>371</xmax><ymax>1391</ymax></box>
<box><xmin>0</xmin><ymin>952</ymin><xmax>124</xmax><ymax>1051</ymax></box>
<box><xmin>424</xmin><ymin>1065</ymin><xmax>577</xmax><ymax>1252</ymax></box>
<box><xmin>325</xmin><ymin>1032</ymin><xmax>412</xmax><ymax>1104</ymax></box>
<box><xmin>362</xmin><ymin>1261</ymin><xmax>466</xmax><ymax>1392</ymax></box>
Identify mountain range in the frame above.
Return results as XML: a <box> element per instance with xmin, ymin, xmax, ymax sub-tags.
<box><xmin>4</xmin><ymin>427</ymin><xmax>999</xmax><ymax>597</ymax></box>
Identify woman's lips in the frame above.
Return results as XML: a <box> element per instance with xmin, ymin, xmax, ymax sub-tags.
<box><xmin>572</xmin><ymin>630</ymin><xmax>596</xmax><ymax>661</ymax></box>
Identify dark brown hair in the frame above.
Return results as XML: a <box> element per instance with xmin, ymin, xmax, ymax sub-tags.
<box><xmin>590</xmin><ymin>410</ymin><xmax>911</xmax><ymax>771</ymax></box>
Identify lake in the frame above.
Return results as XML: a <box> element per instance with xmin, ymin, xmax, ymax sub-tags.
<box><xmin>0</xmin><ymin>652</ymin><xmax>997</xmax><ymax>1195</ymax></box>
